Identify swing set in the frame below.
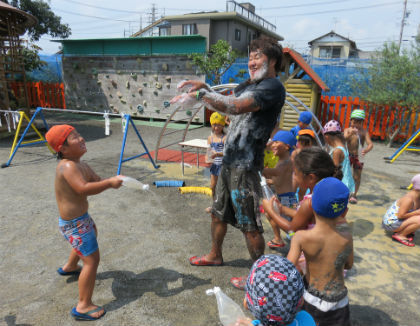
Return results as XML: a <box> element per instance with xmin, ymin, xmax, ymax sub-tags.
<box><xmin>1</xmin><ymin>107</ymin><xmax>159</xmax><ymax>174</ymax></box>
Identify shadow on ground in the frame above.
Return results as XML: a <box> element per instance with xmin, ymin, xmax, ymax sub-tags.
<box><xmin>96</xmin><ymin>267</ymin><xmax>211</xmax><ymax>312</ymax></box>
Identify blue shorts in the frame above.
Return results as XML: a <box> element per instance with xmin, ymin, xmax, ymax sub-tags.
<box><xmin>277</xmin><ymin>192</ymin><xmax>298</xmax><ymax>207</ymax></box>
<box><xmin>59</xmin><ymin>212</ymin><xmax>98</xmax><ymax>257</ymax></box>
<box><xmin>210</xmin><ymin>163</ymin><xmax>222</xmax><ymax>176</ymax></box>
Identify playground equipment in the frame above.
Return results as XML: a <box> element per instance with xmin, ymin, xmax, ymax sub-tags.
<box><xmin>1</xmin><ymin>107</ymin><xmax>159</xmax><ymax>173</ymax></box>
<box><xmin>384</xmin><ymin>128</ymin><xmax>420</xmax><ymax>163</ymax></box>
<box><xmin>153</xmin><ymin>84</ymin><xmax>325</xmax><ymax>163</ymax></box>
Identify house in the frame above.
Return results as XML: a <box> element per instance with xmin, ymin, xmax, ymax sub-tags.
<box><xmin>308</xmin><ymin>30</ymin><xmax>360</xmax><ymax>61</ymax></box>
<box><xmin>132</xmin><ymin>0</ymin><xmax>283</xmax><ymax>53</ymax></box>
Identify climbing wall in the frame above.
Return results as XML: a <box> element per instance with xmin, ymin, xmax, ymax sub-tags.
<box><xmin>62</xmin><ymin>55</ymin><xmax>205</xmax><ymax>122</ymax></box>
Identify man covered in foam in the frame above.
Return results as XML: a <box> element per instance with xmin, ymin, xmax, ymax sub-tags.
<box><xmin>172</xmin><ymin>36</ymin><xmax>286</xmax><ymax>290</ymax></box>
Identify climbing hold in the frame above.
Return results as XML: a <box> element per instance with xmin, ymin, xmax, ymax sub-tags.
<box><xmin>116</xmin><ymin>91</ymin><xmax>122</xmax><ymax>98</ymax></box>
<box><xmin>166</xmin><ymin>83</ymin><xmax>170</xmax><ymax>89</ymax></box>
<box><xmin>153</xmin><ymin>75</ymin><xmax>158</xmax><ymax>81</ymax></box>
<box><xmin>161</xmin><ymin>63</ymin><xmax>168</xmax><ymax>71</ymax></box>
<box><xmin>137</xmin><ymin>105</ymin><xmax>144</xmax><ymax>113</ymax></box>
<box><xmin>153</xmin><ymin>90</ymin><xmax>158</xmax><ymax>96</ymax></box>
<box><xmin>165</xmin><ymin>76</ymin><xmax>171</xmax><ymax>82</ymax></box>
<box><xmin>126</xmin><ymin>81</ymin><xmax>130</xmax><ymax>89</ymax></box>
<box><xmin>155</xmin><ymin>109</ymin><xmax>160</xmax><ymax>114</ymax></box>
<box><xmin>155</xmin><ymin>82</ymin><xmax>162</xmax><ymax>89</ymax></box>
<box><xmin>186</xmin><ymin>110</ymin><xmax>192</xmax><ymax>116</ymax></box>
<box><xmin>130</xmin><ymin>72</ymin><xmax>137</xmax><ymax>80</ymax></box>
<box><xmin>136</xmin><ymin>58</ymin><xmax>142</xmax><ymax>65</ymax></box>
<box><xmin>163</xmin><ymin>101</ymin><xmax>170</xmax><ymax>108</ymax></box>
<box><xmin>143</xmin><ymin>100</ymin><xmax>147</xmax><ymax>106</ymax></box>
<box><xmin>111</xmin><ymin>80</ymin><xmax>117</xmax><ymax>88</ymax></box>
<box><xmin>120</xmin><ymin>99</ymin><xmax>126</xmax><ymax>104</ymax></box>
<box><xmin>138</xmin><ymin>87</ymin><xmax>143</xmax><ymax>94</ymax></box>
<box><xmin>143</xmin><ymin>82</ymin><xmax>148</xmax><ymax>87</ymax></box>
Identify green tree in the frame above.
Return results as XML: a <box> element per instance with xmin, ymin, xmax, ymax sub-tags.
<box><xmin>351</xmin><ymin>41</ymin><xmax>420</xmax><ymax>146</ymax></box>
<box><xmin>1</xmin><ymin>0</ymin><xmax>71</xmax><ymax>71</ymax></box>
<box><xmin>189</xmin><ymin>40</ymin><xmax>239</xmax><ymax>85</ymax></box>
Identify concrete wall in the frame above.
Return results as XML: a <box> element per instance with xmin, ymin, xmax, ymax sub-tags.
<box><xmin>62</xmin><ymin>55</ymin><xmax>205</xmax><ymax>122</ymax></box>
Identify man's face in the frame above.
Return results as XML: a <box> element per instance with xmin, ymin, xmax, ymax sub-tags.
<box><xmin>350</xmin><ymin>119</ymin><xmax>364</xmax><ymax>130</ymax></box>
<box><xmin>248</xmin><ymin>50</ymin><xmax>272</xmax><ymax>81</ymax></box>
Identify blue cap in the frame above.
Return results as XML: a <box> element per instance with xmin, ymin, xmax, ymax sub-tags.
<box><xmin>312</xmin><ymin>177</ymin><xmax>349</xmax><ymax>218</ymax></box>
<box><xmin>299</xmin><ymin>111</ymin><xmax>312</xmax><ymax>124</ymax></box>
<box><xmin>272</xmin><ymin>130</ymin><xmax>297</xmax><ymax>148</ymax></box>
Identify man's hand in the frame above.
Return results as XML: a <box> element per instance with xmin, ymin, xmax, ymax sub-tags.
<box><xmin>177</xmin><ymin>80</ymin><xmax>209</xmax><ymax>92</ymax></box>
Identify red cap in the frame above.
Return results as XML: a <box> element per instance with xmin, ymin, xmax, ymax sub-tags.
<box><xmin>45</xmin><ymin>125</ymin><xmax>75</xmax><ymax>152</ymax></box>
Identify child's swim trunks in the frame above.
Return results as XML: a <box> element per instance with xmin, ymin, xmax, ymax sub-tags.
<box><xmin>349</xmin><ymin>153</ymin><xmax>364</xmax><ymax>170</ymax></box>
<box><xmin>59</xmin><ymin>212</ymin><xmax>98</xmax><ymax>257</ymax></box>
<box><xmin>382</xmin><ymin>200</ymin><xmax>403</xmax><ymax>231</ymax></box>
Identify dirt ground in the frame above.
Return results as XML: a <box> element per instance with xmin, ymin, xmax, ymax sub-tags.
<box><xmin>0</xmin><ymin>114</ymin><xmax>419</xmax><ymax>326</ymax></box>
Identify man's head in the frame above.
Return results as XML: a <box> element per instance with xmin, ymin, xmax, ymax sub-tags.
<box><xmin>245</xmin><ymin>255</ymin><xmax>304</xmax><ymax>325</ymax></box>
<box><xmin>312</xmin><ymin>177</ymin><xmax>349</xmax><ymax>219</ymax></box>
<box><xmin>248</xmin><ymin>36</ymin><xmax>284</xmax><ymax>81</ymax></box>
<box><xmin>271</xmin><ymin>130</ymin><xmax>296</xmax><ymax>155</ymax></box>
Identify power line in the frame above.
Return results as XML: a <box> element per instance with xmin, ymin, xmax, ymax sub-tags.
<box><xmin>265</xmin><ymin>1</ymin><xmax>402</xmax><ymax>18</ymax></box>
<box><xmin>58</xmin><ymin>0</ymin><xmax>147</xmax><ymax>14</ymax></box>
<box><xmin>259</xmin><ymin>0</ymin><xmax>352</xmax><ymax>10</ymax></box>
<box><xmin>52</xmin><ymin>7</ymin><xmax>138</xmax><ymax>23</ymax></box>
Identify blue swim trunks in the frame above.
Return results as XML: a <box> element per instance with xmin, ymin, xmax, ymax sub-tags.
<box><xmin>59</xmin><ymin>212</ymin><xmax>98</xmax><ymax>257</ymax></box>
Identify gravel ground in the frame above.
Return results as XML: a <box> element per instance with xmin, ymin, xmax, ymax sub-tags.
<box><xmin>0</xmin><ymin>114</ymin><xmax>419</xmax><ymax>326</ymax></box>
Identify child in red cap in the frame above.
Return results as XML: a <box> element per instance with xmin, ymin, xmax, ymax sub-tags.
<box><xmin>46</xmin><ymin>125</ymin><xmax>123</xmax><ymax>320</ymax></box>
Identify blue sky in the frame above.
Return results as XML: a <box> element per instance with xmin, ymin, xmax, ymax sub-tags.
<box><xmin>35</xmin><ymin>0</ymin><xmax>420</xmax><ymax>54</ymax></box>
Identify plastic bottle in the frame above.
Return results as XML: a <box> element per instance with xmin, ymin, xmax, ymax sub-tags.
<box><xmin>205</xmin><ymin>146</ymin><xmax>214</xmax><ymax>164</ymax></box>
<box><xmin>259</xmin><ymin>172</ymin><xmax>280</xmax><ymax>214</ymax></box>
<box><xmin>206</xmin><ymin>287</ymin><xmax>246</xmax><ymax>326</ymax></box>
<box><xmin>119</xmin><ymin>176</ymin><xmax>150</xmax><ymax>190</ymax></box>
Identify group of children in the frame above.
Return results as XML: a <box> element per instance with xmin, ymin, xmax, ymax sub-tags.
<box><xmin>44</xmin><ymin>107</ymin><xmax>419</xmax><ymax>325</ymax></box>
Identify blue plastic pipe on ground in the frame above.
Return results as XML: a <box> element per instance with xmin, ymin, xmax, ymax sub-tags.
<box><xmin>153</xmin><ymin>180</ymin><xmax>185</xmax><ymax>187</ymax></box>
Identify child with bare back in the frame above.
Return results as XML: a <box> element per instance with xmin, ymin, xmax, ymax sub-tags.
<box><xmin>344</xmin><ymin>109</ymin><xmax>373</xmax><ymax>204</ymax></box>
<box><xmin>46</xmin><ymin>125</ymin><xmax>123</xmax><ymax>321</ymax></box>
<box><xmin>262</xmin><ymin>130</ymin><xmax>296</xmax><ymax>249</ymax></box>
<box><xmin>287</xmin><ymin>177</ymin><xmax>353</xmax><ymax>326</ymax></box>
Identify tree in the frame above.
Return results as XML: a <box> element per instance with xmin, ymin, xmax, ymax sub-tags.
<box><xmin>1</xmin><ymin>0</ymin><xmax>71</xmax><ymax>71</ymax></box>
<box><xmin>351</xmin><ymin>41</ymin><xmax>420</xmax><ymax>146</ymax></box>
<box><xmin>189</xmin><ymin>40</ymin><xmax>239</xmax><ymax>85</ymax></box>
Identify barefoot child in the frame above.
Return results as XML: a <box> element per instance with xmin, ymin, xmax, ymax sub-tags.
<box><xmin>207</xmin><ymin>112</ymin><xmax>226</xmax><ymax>197</ymax></box>
<box><xmin>46</xmin><ymin>125</ymin><xmax>123</xmax><ymax>321</ymax></box>
<box><xmin>287</xmin><ymin>177</ymin><xmax>353</xmax><ymax>326</ymax></box>
<box><xmin>234</xmin><ymin>254</ymin><xmax>316</xmax><ymax>326</ymax></box>
<box><xmin>262</xmin><ymin>130</ymin><xmax>296</xmax><ymax>249</ymax></box>
<box><xmin>382</xmin><ymin>174</ymin><xmax>420</xmax><ymax>247</ymax></box>
<box><xmin>290</xmin><ymin>111</ymin><xmax>313</xmax><ymax>139</ymax></box>
<box><xmin>344</xmin><ymin>109</ymin><xmax>373</xmax><ymax>204</ymax></box>
<box><xmin>323</xmin><ymin>120</ymin><xmax>355</xmax><ymax>195</ymax></box>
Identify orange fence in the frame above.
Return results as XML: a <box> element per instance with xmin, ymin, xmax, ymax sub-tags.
<box><xmin>317</xmin><ymin>96</ymin><xmax>420</xmax><ymax>142</ymax></box>
<box><xmin>10</xmin><ymin>81</ymin><xmax>66</xmax><ymax>109</ymax></box>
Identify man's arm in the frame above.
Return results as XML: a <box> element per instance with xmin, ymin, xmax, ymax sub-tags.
<box><xmin>199</xmin><ymin>89</ymin><xmax>260</xmax><ymax>115</ymax></box>
<box><xmin>61</xmin><ymin>161</ymin><xmax>122</xmax><ymax>196</ymax></box>
<box><xmin>344</xmin><ymin>240</ymin><xmax>354</xmax><ymax>270</ymax></box>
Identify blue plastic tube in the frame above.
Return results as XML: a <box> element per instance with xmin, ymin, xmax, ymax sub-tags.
<box><xmin>153</xmin><ymin>180</ymin><xmax>185</xmax><ymax>187</ymax></box>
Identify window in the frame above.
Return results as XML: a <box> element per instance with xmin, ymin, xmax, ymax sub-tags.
<box><xmin>235</xmin><ymin>29</ymin><xmax>241</xmax><ymax>41</ymax></box>
<box><xmin>182</xmin><ymin>24</ymin><xmax>197</xmax><ymax>35</ymax></box>
<box><xmin>319</xmin><ymin>46</ymin><xmax>342</xmax><ymax>59</ymax></box>
<box><xmin>159</xmin><ymin>27</ymin><xmax>170</xmax><ymax>36</ymax></box>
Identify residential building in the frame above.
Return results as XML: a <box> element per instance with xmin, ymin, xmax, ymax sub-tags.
<box><xmin>132</xmin><ymin>0</ymin><xmax>283</xmax><ymax>53</ymax></box>
<box><xmin>308</xmin><ymin>30</ymin><xmax>360</xmax><ymax>61</ymax></box>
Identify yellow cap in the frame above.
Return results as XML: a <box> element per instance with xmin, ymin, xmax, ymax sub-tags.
<box><xmin>210</xmin><ymin>112</ymin><xmax>226</xmax><ymax>126</ymax></box>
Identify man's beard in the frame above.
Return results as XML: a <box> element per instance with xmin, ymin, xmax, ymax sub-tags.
<box><xmin>249</xmin><ymin>61</ymin><xmax>268</xmax><ymax>82</ymax></box>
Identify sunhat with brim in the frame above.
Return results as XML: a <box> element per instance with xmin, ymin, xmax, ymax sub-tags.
<box><xmin>350</xmin><ymin>109</ymin><xmax>365</xmax><ymax>120</ymax></box>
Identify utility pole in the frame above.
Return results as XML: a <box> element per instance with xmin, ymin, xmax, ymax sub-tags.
<box><xmin>398</xmin><ymin>0</ymin><xmax>408</xmax><ymax>52</ymax></box>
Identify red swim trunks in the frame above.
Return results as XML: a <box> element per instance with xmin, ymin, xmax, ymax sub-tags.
<box><xmin>349</xmin><ymin>153</ymin><xmax>364</xmax><ymax>170</ymax></box>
